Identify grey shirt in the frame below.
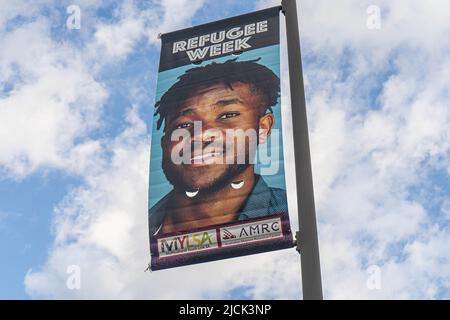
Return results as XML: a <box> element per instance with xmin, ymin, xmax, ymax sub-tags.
<box><xmin>149</xmin><ymin>174</ymin><xmax>288</xmax><ymax>236</ymax></box>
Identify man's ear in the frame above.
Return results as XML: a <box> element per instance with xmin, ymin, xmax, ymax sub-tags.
<box><xmin>258</xmin><ymin>113</ymin><xmax>274</xmax><ymax>144</ymax></box>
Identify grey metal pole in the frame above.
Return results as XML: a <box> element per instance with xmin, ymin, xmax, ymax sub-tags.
<box><xmin>281</xmin><ymin>0</ymin><xmax>323</xmax><ymax>300</ymax></box>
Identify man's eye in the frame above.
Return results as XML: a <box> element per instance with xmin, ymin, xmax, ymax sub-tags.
<box><xmin>219</xmin><ymin>112</ymin><xmax>240</xmax><ymax>120</ymax></box>
<box><xmin>175</xmin><ymin>122</ymin><xmax>192</xmax><ymax>129</ymax></box>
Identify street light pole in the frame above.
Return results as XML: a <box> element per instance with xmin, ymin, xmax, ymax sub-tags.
<box><xmin>281</xmin><ymin>0</ymin><xmax>323</xmax><ymax>300</ymax></box>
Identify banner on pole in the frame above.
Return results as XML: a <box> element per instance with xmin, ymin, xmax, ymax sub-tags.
<box><xmin>148</xmin><ymin>6</ymin><xmax>293</xmax><ymax>270</ymax></box>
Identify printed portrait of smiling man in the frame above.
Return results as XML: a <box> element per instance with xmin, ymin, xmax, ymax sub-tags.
<box><xmin>149</xmin><ymin>58</ymin><xmax>288</xmax><ymax>235</ymax></box>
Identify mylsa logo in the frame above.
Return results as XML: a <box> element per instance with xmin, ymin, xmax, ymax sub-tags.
<box><xmin>220</xmin><ymin>217</ymin><xmax>283</xmax><ymax>247</ymax></box>
<box><xmin>158</xmin><ymin>230</ymin><xmax>218</xmax><ymax>257</ymax></box>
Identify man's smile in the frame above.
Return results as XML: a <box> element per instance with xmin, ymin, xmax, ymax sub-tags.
<box><xmin>189</xmin><ymin>151</ymin><xmax>223</xmax><ymax>166</ymax></box>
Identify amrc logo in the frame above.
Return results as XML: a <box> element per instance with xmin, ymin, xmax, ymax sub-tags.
<box><xmin>220</xmin><ymin>217</ymin><xmax>282</xmax><ymax>247</ymax></box>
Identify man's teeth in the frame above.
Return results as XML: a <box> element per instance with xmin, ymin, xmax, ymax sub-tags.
<box><xmin>191</xmin><ymin>152</ymin><xmax>221</xmax><ymax>161</ymax></box>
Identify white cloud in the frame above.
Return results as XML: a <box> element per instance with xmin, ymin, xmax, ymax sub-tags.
<box><xmin>0</xmin><ymin>0</ymin><xmax>207</xmax><ymax>179</ymax></box>
<box><xmin>260</xmin><ymin>0</ymin><xmax>450</xmax><ymax>299</ymax></box>
<box><xmin>17</xmin><ymin>0</ymin><xmax>450</xmax><ymax>299</ymax></box>
<box><xmin>89</xmin><ymin>1</ymin><xmax>150</xmax><ymax>61</ymax></box>
<box><xmin>90</xmin><ymin>0</ymin><xmax>207</xmax><ymax>61</ymax></box>
<box><xmin>0</xmin><ymin>17</ymin><xmax>108</xmax><ymax>178</ymax></box>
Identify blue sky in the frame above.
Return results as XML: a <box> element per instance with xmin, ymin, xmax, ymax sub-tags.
<box><xmin>1</xmin><ymin>0</ymin><xmax>450</xmax><ymax>299</ymax></box>
<box><xmin>0</xmin><ymin>0</ymin><xmax>271</xmax><ymax>300</ymax></box>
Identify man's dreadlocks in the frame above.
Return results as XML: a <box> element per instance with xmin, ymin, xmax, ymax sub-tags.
<box><xmin>154</xmin><ymin>58</ymin><xmax>280</xmax><ymax>131</ymax></box>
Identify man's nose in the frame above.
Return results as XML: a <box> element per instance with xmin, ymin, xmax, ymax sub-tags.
<box><xmin>192</xmin><ymin>121</ymin><xmax>218</xmax><ymax>143</ymax></box>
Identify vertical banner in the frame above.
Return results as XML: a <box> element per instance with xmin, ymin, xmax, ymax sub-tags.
<box><xmin>149</xmin><ymin>6</ymin><xmax>293</xmax><ymax>270</ymax></box>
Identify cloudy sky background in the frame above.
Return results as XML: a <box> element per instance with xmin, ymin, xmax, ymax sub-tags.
<box><xmin>0</xmin><ymin>0</ymin><xmax>449</xmax><ymax>299</ymax></box>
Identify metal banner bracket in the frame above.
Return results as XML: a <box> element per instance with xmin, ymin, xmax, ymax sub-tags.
<box><xmin>294</xmin><ymin>231</ymin><xmax>302</xmax><ymax>254</ymax></box>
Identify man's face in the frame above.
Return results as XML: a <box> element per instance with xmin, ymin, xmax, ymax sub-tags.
<box><xmin>160</xmin><ymin>82</ymin><xmax>274</xmax><ymax>193</ymax></box>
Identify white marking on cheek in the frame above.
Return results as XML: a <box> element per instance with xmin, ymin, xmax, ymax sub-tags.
<box><xmin>231</xmin><ymin>180</ymin><xmax>245</xmax><ymax>190</ymax></box>
<box><xmin>185</xmin><ymin>189</ymin><xmax>199</xmax><ymax>197</ymax></box>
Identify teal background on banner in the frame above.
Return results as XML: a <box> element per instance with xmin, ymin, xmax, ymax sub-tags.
<box><xmin>149</xmin><ymin>44</ymin><xmax>286</xmax><ymax>208</ymax></box>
